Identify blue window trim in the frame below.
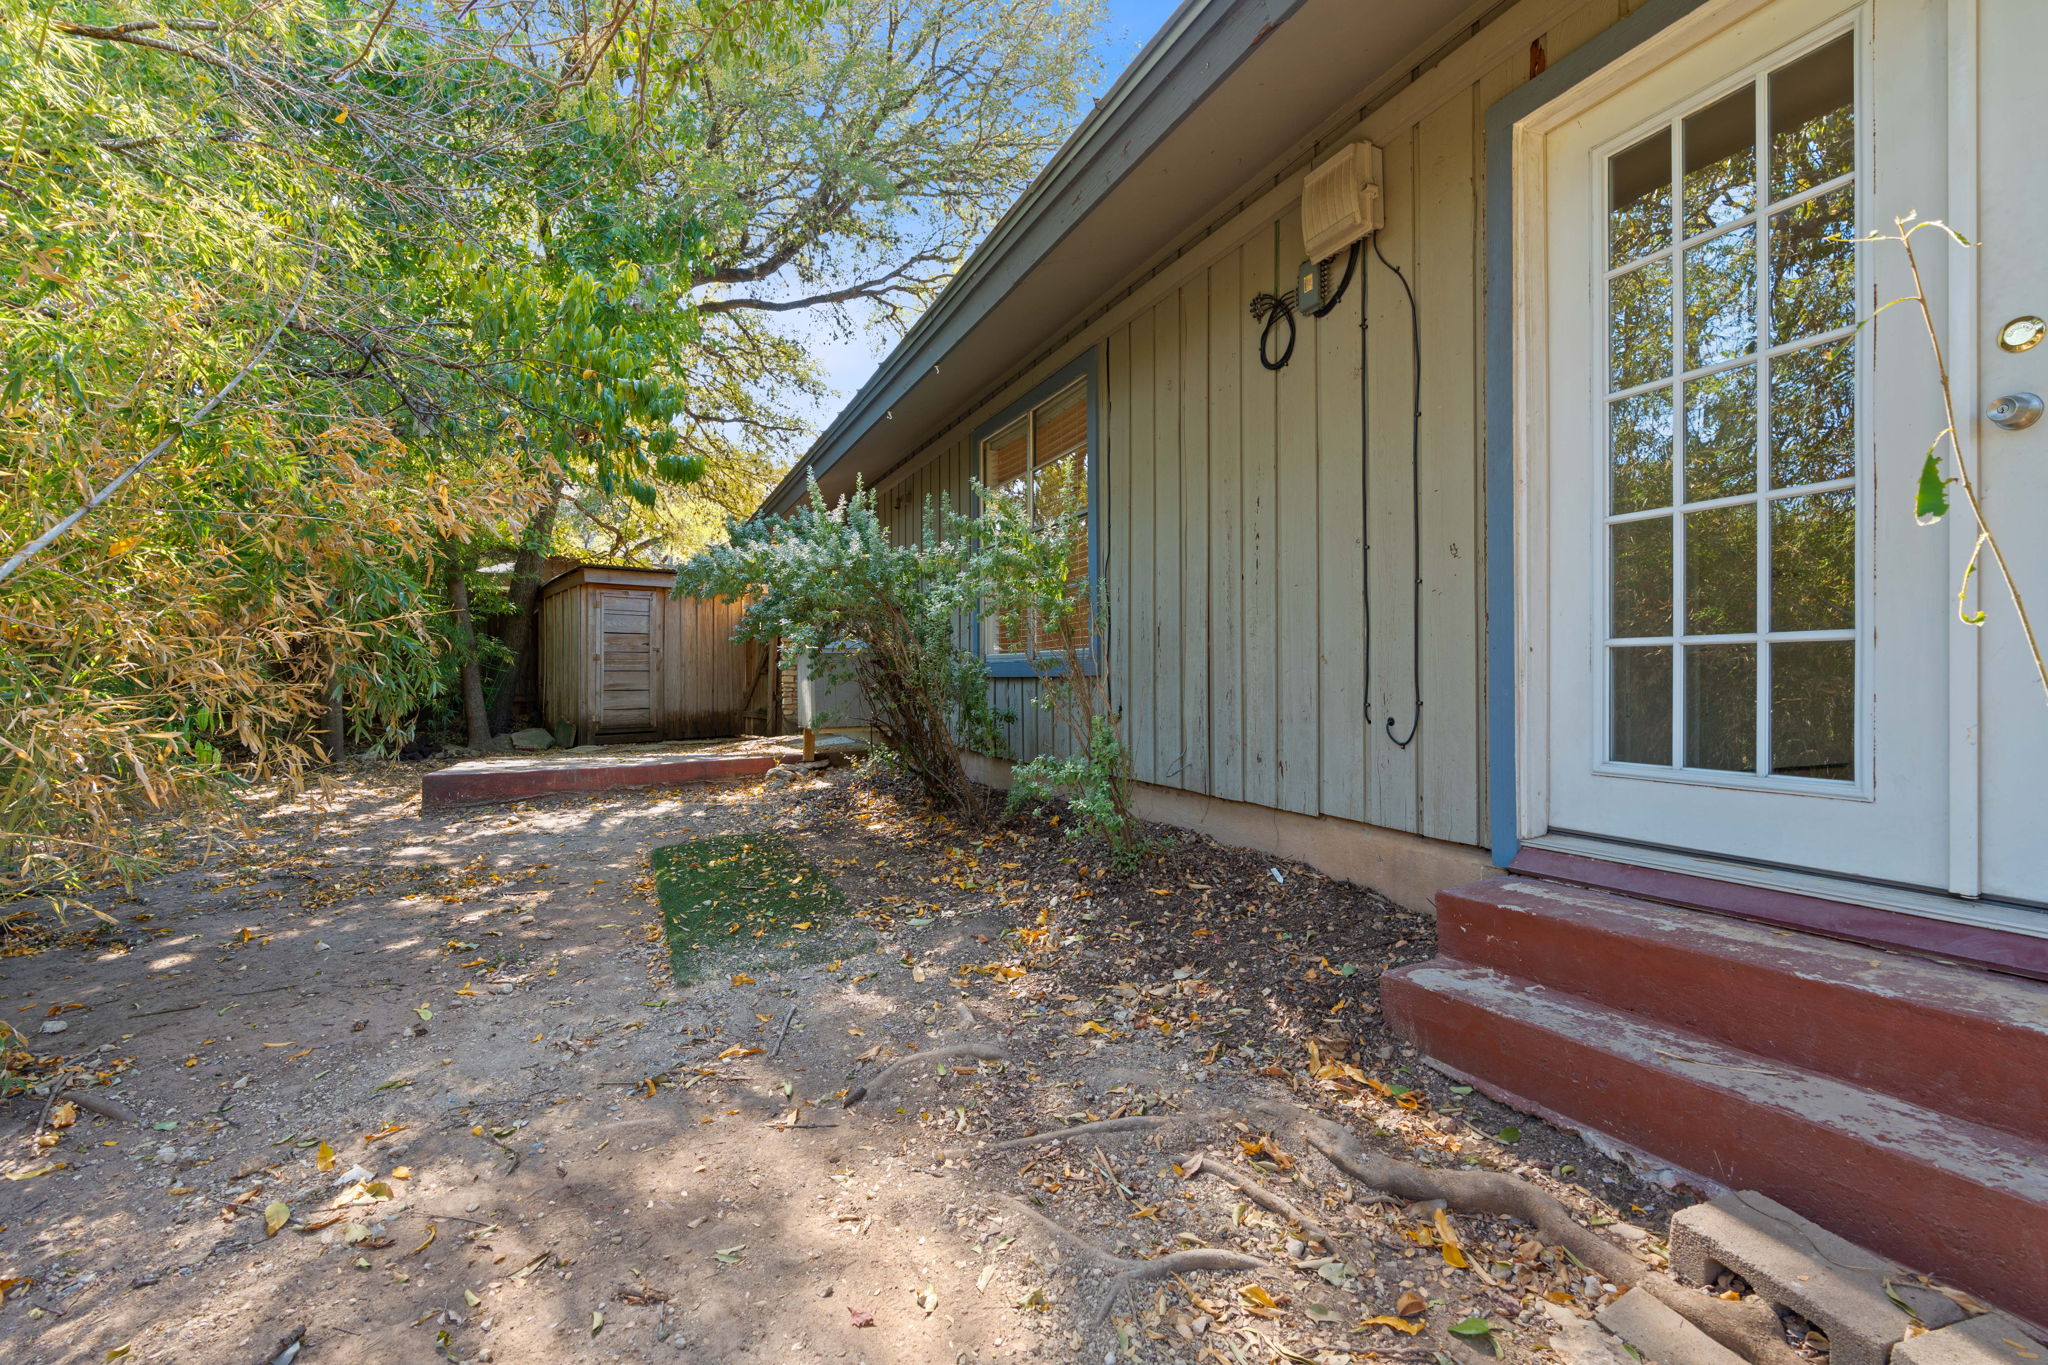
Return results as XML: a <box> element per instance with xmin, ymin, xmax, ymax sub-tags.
<box><xmin>969</xmin><ymin>350</ymin><xmax>1102</xmax><ymax>679</ymax></box>
<box><xmin>1482</xmin><ymin>0</ymin><xmax>1719</xmax><ymax>867</ymax></box>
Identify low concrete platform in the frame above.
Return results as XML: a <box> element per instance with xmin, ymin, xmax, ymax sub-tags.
<box><xmin>418</xmin><ymin>733</ymin><xmax>874</xmax><ymax>810</ymax></box>
<box><xmin>422</xmin><ymin>749</ymin><xmax>782</xmax><ymax>809</ymax></box>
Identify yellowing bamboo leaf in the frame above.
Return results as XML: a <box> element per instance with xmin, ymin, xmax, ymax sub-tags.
<box><xmin>1361</xmin><ymin>1315</ymin><xmax>1425</xmax><ymax>1335</ymax></box>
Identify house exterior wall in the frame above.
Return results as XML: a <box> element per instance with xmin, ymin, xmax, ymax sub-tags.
<box><xmin>869</xmin><ymin>0</ymin><xmax>1650</xmax><ymax>852</ymax></box>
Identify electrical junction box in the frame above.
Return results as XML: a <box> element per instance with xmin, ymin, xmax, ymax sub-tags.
<box><xmin>1301</xmin><ymin>141</ymin><xmax>1384</xmax><ymax>263</ymax></box>
<box><xmin>1295</xmin><ymin>257</ymin><xmax>1326</xmax><ymax>314</ymax></box>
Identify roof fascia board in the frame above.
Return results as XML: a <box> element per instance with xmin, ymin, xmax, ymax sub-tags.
<box><xmin>762</xmin><ymin>0</ymin><xmax>1303</xmax><ymax>515</ymax></box>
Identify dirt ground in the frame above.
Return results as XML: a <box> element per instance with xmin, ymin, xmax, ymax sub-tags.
<box><xmin>0</xmin><ymin>760</ymin><xmax>1692</xmax><ymax>1365</ymax></box>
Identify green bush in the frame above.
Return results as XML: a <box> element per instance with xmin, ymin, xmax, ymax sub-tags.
<box><xmin>677</xmin><ymin>480</ymin><xmax>1006</xmax><ymax>817</ymax></box>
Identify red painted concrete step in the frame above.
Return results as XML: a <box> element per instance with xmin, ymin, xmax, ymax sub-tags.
<box><xmin>1430</xmin><ymin>878</ymin><xmax>2048</xmax><ymax>1140</ymax></box>
<box><xmin>421</xmin><ymin>753</ymin><xmax>779</xmax><ymax>810</ymax></box>
<box><xmin>1382</xmin><ymin>961</ymin><xmax>2048</xmax><ymax>1325</ymax></box>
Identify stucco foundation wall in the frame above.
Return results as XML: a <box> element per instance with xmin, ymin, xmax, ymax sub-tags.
<box><xmin>962</xmin><ymin>751</ymin><xmax>1493</xmax><ymax>917</ymax></box>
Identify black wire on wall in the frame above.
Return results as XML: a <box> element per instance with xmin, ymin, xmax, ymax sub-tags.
<box><xmin>1370</xmin><ymin>233</ymin><xmax>1424</xmax><ymax>750</ymax></box>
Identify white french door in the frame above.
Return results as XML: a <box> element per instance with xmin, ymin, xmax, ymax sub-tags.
<box><xmin>1527</xmin><ymin>0</ymin><xmax>1957</xmax><ymax>890</ymax></box>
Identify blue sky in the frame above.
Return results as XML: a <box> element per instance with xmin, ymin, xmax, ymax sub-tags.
<box><xmin>797</xmin><ymin>0</ymin><xmax>1183</xmax><ymax>424</ymax></box>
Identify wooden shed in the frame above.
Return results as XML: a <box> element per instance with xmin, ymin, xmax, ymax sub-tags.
<box><xmin>537</xmin><ymin>565</ymin><xmax>774</xmax><ymax>746</ymax></box>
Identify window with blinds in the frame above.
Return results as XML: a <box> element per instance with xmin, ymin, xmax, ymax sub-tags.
<box><xmin>982</xmin><ymin>378</ymin><xmax>1091</xmax><ymax>657</ymax></box>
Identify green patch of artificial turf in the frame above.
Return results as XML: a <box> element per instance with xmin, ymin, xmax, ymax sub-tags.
<box><xmin>650</xmin><ymin>832</ymin><xmax>853</xmax><ymax>983</ymax></box>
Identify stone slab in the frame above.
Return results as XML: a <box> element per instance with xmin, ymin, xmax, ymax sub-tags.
<box><xmin>1894</xmin><ymin>1313</ymin><xmax>2048</xmax><ymax>1365</ymax></box>
<box><xmin>1596</xmin><ymin>1289</ymin><xmax>1748</xmax><ymax>1365</ymax></box>
<box><xmin>1668</xmin><ymin>1192</ymin><xmax>1908</xmax><ymax>1365</ymax></box>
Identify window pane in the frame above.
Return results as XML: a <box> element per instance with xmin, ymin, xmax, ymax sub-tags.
<box><xmin>1684</xmin><ymin>86</ymin><xmax>1756</xmax><ymax>237</ymax></box>
<box><xmin>984</xmin><ymin>418</ymin><xmax>1029</xmax><ymax>497</ymax></box>
<box><xmin>1612</xmin><ymin>518</ymin><xmax>1673</xmax><ymax>637</ymax></box>
<box><xmin>1686</xmin><ymin>643</ymin><xmax>1757</xmax><ymax>771</ymax></box>
<box><xmin>1771</xmin><ymin>490</ymin><xmax>1855</xmax><ymax>631</ymax></box>
<box><xmin>1684</xmin><ymin>364</ymin><xmax>1758</xmax><ymax>501</ymax></box>
<box><xmin>1770</xmin><ymin>339</ymin><xmax>1854</xmax><ymax>487</ymax></box>
<box><xmin>1684</xmin><ymin>225</ymin><xmax>1757</xmax><ymax>369</ymax></box>
<box><xmin>1035</xmin><ymin>451</ymin><xmax>1087</xmax><ymax>521</ymax></box>
<box><xmin>1685</xmin><ymin>503</ymin><xmax>1757</xmax><ymax>635</ymax></box>
<box><xmin>1611</xmin><ymin>130</ymin><xmax>1671</xmax><ymax>268</ymax></box>
<box><xmin>1033</xmin><ymin>384</ymin><xmax>1087</xmax><ymax>469</ymax></box>
<box><xmin>1770</xmin><ymin>34</ymin><xmax>1854</xmax><ymax>202</ymax></box>
<box><xmin>1772</xmin><ymin>639</ymin><xmax>1855</xmax><ymax>780</ymax></box>
<box><xmin>1770</xmin><ymin>184</ymin><xmax>1855</xmax><ymax>344</ymax></box>
<box><xmin>1612</xmin><ymin>647</ymin><xmax>1673</xmax><ymax>765</ymax></box>
<box><xmin>1611</xmin><ymin>259</ymin><xmax>1673</xmax><ymax>391</ymax></box>
<box><xmin>1611</xmin><ymin>389</ymin><xmax>1675</xmax><ymax>513</ymax></box>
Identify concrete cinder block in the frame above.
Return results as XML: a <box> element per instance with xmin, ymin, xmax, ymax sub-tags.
<box><xmin>1668</xmin><ymin>1191</ymin><xmax>1909</xmax><ymax>1365</ymax></box>
<box><xmin>1893</xmin><ymin>1313</ymin><xmax>2048</xmax><ymax>1365</ymax></box>
<box><xmin>1597</xmin><ymin>1288</ymin><xmax>1749</xmax><ymax>1365</ymax></box>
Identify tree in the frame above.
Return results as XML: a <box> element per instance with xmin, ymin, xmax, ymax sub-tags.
<box><xmin>0</xmin><ymin>0</ymin><xmax>832</xmax><ymax>891</ymax></box>
<box><xmin>484</xmin><ymin>0</ymin><xmax>1106</xmax><ymax>697</ymax></box>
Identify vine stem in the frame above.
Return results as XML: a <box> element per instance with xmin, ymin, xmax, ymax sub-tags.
<box><xmin>1894</xmin><ymin>216</ymin><xmax>2048</xmax><ymax>703</ymax></box>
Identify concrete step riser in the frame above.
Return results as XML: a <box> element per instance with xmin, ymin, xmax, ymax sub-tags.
<box><xmin>1382</xmin><ymin>967</ymin><xmax>2048</xmax><ymax>1322</ymax></box>
<box><xmin>1433</xmin><ymin>881</ymin><xmax>2048</xmax><ymax>1139</ymax></box>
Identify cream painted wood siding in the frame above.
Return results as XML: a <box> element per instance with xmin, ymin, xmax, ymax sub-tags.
<box><xmin>870</xmin><ymin>0</ymin><xmax>1643</xmax><ymax>847</ymax></box>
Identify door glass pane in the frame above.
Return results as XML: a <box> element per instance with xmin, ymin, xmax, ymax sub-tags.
<box><xmin>1770</xmin><ymin>339</ymin><xmax>1854</xmax><ymax>487</ymax></box>
<box><xmin>1596</xmin><ymin>36</ymin><xmax>1859</xmax><ymax>783</ymax></box>
<box><xmin>1684</xmin><ymin>364</ymin><xmax>1758</xmax><ymax>501</ymax></box>
<box><xmin>1611</xmin><ymin>130</ymin><xmax>1672</xmax><ymax>268</ymax></box>
<box><xmin>1612</xmin><ymin>647</ymin><xmax>1673</xmax><ymax>764</ymax></box>
<box><xmin>1771</xmin><ymin>491</ymin><xmax>1854</xmax><ymax>631</ymax></box>
<box><xmin>1770</xmin><ymin>185</ymin><xmax>1855</xmax><ymax>344</ymax></box>
<box><xmin>1686</xmin><ymin>644</ymin><xmax>1757</xmax><ymax>771</ymax></box>
<box><xmin>1611</xmin><ymin>389</ymin><xmax>1675</xmax><ymax>513</ymax></box>
<box><xmin>1772</xmin><ymin>639</ymin><xmax>1855</xmax><ymax>780</ymax></box>
<box><xmin>1611</xmin><ymin>259</ymin><xmax>1673</xmax><ymax>390</ymax></box>
<box><xmin>1686</xmin><ymin>503</ymin><xmax>1756</xmax><ymax>634</ymax></box>
<box><xmin>1613</xmin><ymin>518</ymin><xmax>1673</xmax><ymax>637</ymax></box>
<box><xmin>1684</xmin><ymin>225</ymin><xmax>1757</xmax><ymax>369</ymax></box>
<box><xmin>1684</xmin><ymin>86</ymin><xmax>1756</xmax><ymax>236</ymax></box>
<box><xmin>1769</xmin><ymin>34</ymin><xmax>1854</xmax><ymax>202</ymax></box>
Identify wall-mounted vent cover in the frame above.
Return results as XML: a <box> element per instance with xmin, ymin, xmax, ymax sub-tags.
<box><xmin>1301</xmin><ymin>142</ymin><xmax>1384</xmax><ymax>262</ymax></box>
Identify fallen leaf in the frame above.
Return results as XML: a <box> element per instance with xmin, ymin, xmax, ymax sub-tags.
<box><xmin>6</xmin><ymin>1163</ymin><xmax>66</xmax><ymax>1180</ymax></box>
<box><xmin>48</xmin><ymin>1101</ymin><xmax>77</xmax><ymax>1129</ymax></box>
<box><xmin>916</xmin><ymin>1286</ymin><xmax>938</xmax><ymax>1313</ymax></box>
<box><xmin>415</xmin><ymin>1003</ymin><xmax>433</xmax><ymax>1021</ymax></box>
<box><xmin>463</xmin><ymin>1289</ymin><xmax>481</xmax><ymax>1307</ymax></box>
<box><xmin>263</xmin><ymin>1201</ymin><xmax>290</xmax><ymax>1237</ymax></box>
<box><xmin>1396</xmin><ymin>1291</ymin><xmax>1428</xmax><ymax>1318</ymax></box>
<box><xmin>1361</xmin><ymin>1315</ymin><xmax>1426</xmax><ymax>1335</ymax></box>
<box><xmin>717</xmin><ymin>1046</ymin><xmax>762</xmax><ymax>1060</ymax></box>
<box><xmin>409</xmin><ymin>1225</ymin><xmax>438</xmax><ymax>1256</ymax></box>
<box><xmin>1449</xmin><ymin>1316</ymin><xmax>1495</xmax><ymax>1338</ymax></box>
<box><xmin>391</xmin><ymin>1166</ymin><xmax>412</xmax><ymax>1180</ymax></box>
<box><xmin>1238</xmin><ymin>1284</ymin><xmax>1283</xmax><ymax>1318</ymax></box>
<box><xmin>314</xmin><ymin>1141</ymin><xmax>336</xmax><ymax>1172</ymax></box>
<box><xmin>848</xmin><ymin>1308</ymin><xmax>875</xmax><ymax>1327</ymax></box>
<box><xmin>590</xmin><ymin>1310</ymin><xmax>604</xmax><ymax>1336</ymax></box>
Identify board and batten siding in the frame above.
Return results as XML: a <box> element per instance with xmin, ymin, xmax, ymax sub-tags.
<box><xmin>870</xmin><ymin>0</ymin><xmax>1644</xmax><ymax>849</ymax></box>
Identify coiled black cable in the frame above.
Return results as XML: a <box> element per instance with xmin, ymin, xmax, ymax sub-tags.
<box><xmin>1249</xmin><ymin>290</ymin><xmax>1297</xmax><ymax>370</ymax></box>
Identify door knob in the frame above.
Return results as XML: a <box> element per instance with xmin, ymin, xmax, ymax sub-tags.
<box><xmin>1986</xmin><ymin>393</ymin><xmax>2043</xmax><ymax>430</ymax></box>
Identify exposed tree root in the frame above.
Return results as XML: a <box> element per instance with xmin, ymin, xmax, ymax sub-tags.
<box><xmin>987</xmin><ymin>1113</ymin><xmax>1181</xmax><ymax>1152</ymax></box>
<box><xmin>842</xmin><ymin>1042</ymin><xmax>1009</xmax><ymax>1108</ymax></box>
<box><xmin>70</xmin><ymin>1092</ymin><xmax>141</xmax><ymax>1126</ymax></box>
<box><xmin>1175</xmin><ymin>1151</ymin><xmax>1345</xmax><ymax>1257</ymax></box>
<box><xmin>1001</xmin><ymin>1195</ymin><xmax>1268</xmax><ymax>1327</ymax></box>
<box><xmin>1263</xmin><ymin>1106</ymin><xmax>1806</xmax><ymax>1365</ymax></box>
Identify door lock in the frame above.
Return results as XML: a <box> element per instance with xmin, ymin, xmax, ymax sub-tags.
<box><xmin>1986</xmin><ymin>393</ymin><xmax>2044</xmax><ymax>431</ymax></box>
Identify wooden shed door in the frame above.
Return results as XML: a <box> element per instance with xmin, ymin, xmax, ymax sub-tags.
<box><xmin>595</xmin><ymin>590</ymin><xmax>658</xmax><ymax>736</ymax></box>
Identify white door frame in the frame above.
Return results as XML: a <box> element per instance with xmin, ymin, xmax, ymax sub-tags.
<box><xmin>1502</xmin><ymin>0</ymin><xmax>2020</xmax><ymax>924</ymax></box>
